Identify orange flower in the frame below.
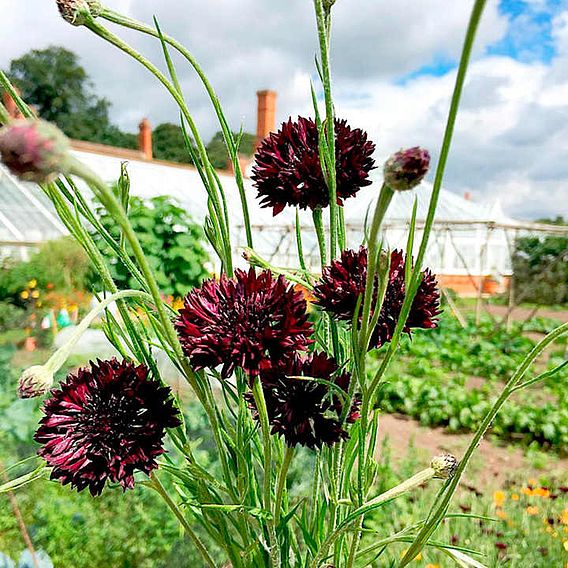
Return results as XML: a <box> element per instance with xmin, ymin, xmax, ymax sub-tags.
<box><xmin>425</xmin><ymin>564</ymin><xmax>440</xmax><ymax>568</ymax></box>
<box><xmin>526</xmin><ymin>506</ymin><xmax>539</xmax><ymax>516</ymax></box>
<box><xmin>496</xmin><ymin>509</ymin><xmax>507</xmax><ymax>520</ymax></box>
<box><xmin>493</xmin><ymin>490</ymin><xmax>506</xmax><ymax>507</ymax></box>
<box><xmin>511</xmin><ymin>493</ymin><xmax>519</xmax><ymax>501</ymax></box>
<box><xmin>533</xmin><ymin>487</ymin><xmax>550</xmax><ymax>498</ymax></box>
<box><xmin>521</xmin><ymin>487</ymin><xmax>534</xmax><ymax>496</ymax></box>
<box><xmin>528</xmin><ymin>478</ymin><xmax>538</xmax><ymax>485</ymax></box>
<box><xmin>560</xmin><ymin>509</ymin><xmax>568</xmax><ymax>525</ymax></box>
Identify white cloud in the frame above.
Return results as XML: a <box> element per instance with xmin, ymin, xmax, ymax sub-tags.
<box><xmin>0</xmin><ymin>0</ymin><xmax>566</xmax><ymax>219</ymax></box>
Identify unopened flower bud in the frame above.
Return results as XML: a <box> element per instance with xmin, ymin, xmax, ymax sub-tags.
<box><xmin>431</xmin><ymin>453</ymin><xmax>458</xmax><ymax>479</ymax></box>
<box><xmin>56</xmin><ymin>0</ymin><xmax>101</xmax><ymax>26</ymax></box>
<box><xmin>383</xmin><ymin>146</ymin><xmax>430</xmax><ymax>191</ymax></box>
<box><xmin>18</xmin><ymin>365</ymin><xmax>54</xmax><ymax>399</ymax></box>
<box><xmin>0</xmin><ymin>119</ymin><xmax>70</xmax><ymax>183</ymax></box>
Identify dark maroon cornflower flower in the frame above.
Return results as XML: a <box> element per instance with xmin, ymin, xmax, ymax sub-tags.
<box><xmin>247</xmin><ymin>352</ymin><xmax>359</xmax><ymax>448</ymax></box>
<box><xmin>313</xmin><ymin>246</ymin><xmax>368</xmax><ymax>321</ymax></box>
<box><xmin>313</xmin><ymin>247</ymin><xmax>441</xmax><ymax>348</ymax></box>
<box><xmin>174</xmin><ymin>268</ymin><xmax>313</xmax><ymax>379</ymax></box>
<box><xmin>34</xmin><ymin>358</ymin><xmax>180</xmax><ymax>496</ymax></box>
<box><xmin>251</xmin><ymin>116</ymin><xmax>375</xmax><ymax>215</ymax></box>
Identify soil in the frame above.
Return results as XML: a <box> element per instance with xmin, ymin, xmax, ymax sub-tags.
<box><xmin>483</xmin><ymin>304</ymin><xmax>568</xmax><ymax>323</ymax></box>
<box><xmin>377</xmin><ymin>413</ymin><xmax>568</xmax><ymax>490</ymax></box>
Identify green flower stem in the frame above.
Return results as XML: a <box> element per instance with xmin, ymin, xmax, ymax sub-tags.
<box><xmin>242</xmin><ymin>248</ymin><xmax>313</xmax><ymax>289</ymax></box>
<box><xmin>358</xmin><ymin>182</ymin><xmax>394</xmax><ymax>353</ymax></box>
<box><xmin>311</xmin><ymin>466</ymin><xmax>437</xmax><ymax>568</ymax></box>
<box><xmin>98</xmin><ymin>7</ymin><xmax>254</xmax><ymax>250</ymax></box>
<box><xmin>274</xmin><ymin>445</ymin><xmax>294</xmax><ymax>526</ymax></box>
<box><xmin>367</xmin><ymin>0</ymin><xmax>488</xmax><ymax>404</ymax></box>
<box><xmin>295</xmin><ymin>208</ymin><xmax>308</xmax><ymax>273</ymax></box>
<box><xmin>0</xmin><ymin>102</ymin><xmax>10</xmax><ymax>124</ymax></box>
<box><xmin>399</xmin><ymin>321</ymin><xmax>568</xmax><ymax>567</ymax></box>
<box><xmin>312</xmin><ymin>208</ymin><xmax>327</xmax><ymax>268</ymax></box>
<box><xmin>252</xmin><ymin>376</ymin><xmax>280</xmax><ymax>568</ymax></box>
<box><xmin>83</xmin><ymin>18</ymin><xmax>233</xmax><ymax>275</ymax></box>
<box><xmin>314</xmin><ymin>0</ymin><xmax>338</xmax><ymax>260</ymax></box>
<box><xmin>150</xmin><ymin>475</ymin><xmax>216</xmax><ymax>568</ymax></box>
<box><xmin>40</xmin><ymin>289</ymin><xmax>151</xmax><ymax>375</ymax></box>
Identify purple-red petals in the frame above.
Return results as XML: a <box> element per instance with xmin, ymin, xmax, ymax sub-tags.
<box><xmin>252</xmin><ymin>116</ymin><xmax>375</xmax><ymax>215</ymax></box>
<box><xmin>34</xmin><ymin>358</ymin><xmax>180</xmax><ymax>496</ymax></box>
<box><xmin>174</xmin><ymin>268</ymin><xmax>313</xmax><ymax>379</ymax></box>
<box><xmin>247</xmin><ymin>352</ymin><xmax>360</xmax><ymax>448</ymax></box>
<box><xmin>314</xmin><ymin>247</ymin><xmax>441</xmax><ymax>348</ymax></box>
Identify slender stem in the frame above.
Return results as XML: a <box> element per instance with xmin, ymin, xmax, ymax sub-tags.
<box><xmin>314</xmin><ymin>0</ymin><xmax>338</xmax><ymax>260</ymax></box>
<box><xmin>252</xmin><ymin>377</ymin><xmax>280</xmax><ymax>568</ymax></box>
<box><xmin>399</xmin><ymin>320</ymin><xmax>568</xmax><ymax>567</ymax></box>
<box><xmin>274</xmin><ymin>446</ymin><xmax>294</xmax><ymax>526</ymax></box>
<box><xmin>368</xmin><ymin>0</ymin><xmax>488</xmax><ymax>403</ymax></box>
<box><xmin>150</xmin><ymin>476</ymin><xmax>216</xmax><ymax>568</ymax></box>
<box><xmin>99</xmin><ymin>8</ymin><xmax>254</xmax><ymax>250</ymax></box>
<box><xmin>312</xmin><ymin>208</ymin><xmax>327</xmax><ymax>268</ymax></box>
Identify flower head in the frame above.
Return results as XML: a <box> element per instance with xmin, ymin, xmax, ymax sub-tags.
<box><xmin>252</xmin><ymin>117</ymin><xmax>375</xmax><ymax>215</ymax></box>
<box><xmin>314</xmin><ymin>247</ymin><xmax>441</xmax><ymax>348</ymax></box>
<box><xmin>0</xmin><ymin>119</ymin><xmax>70</xmax><ymax>183</ymax></box>
<box><xmin>34</xmin><ymin>358</ymin><xmax>180</xmax><ymax>496</ymax></box>
<box><xmin>247</xmin><ymin>352</ymin><xmax>359</xmax><ymax>448</ymax></box>
<box><xmin>175</xmin><ymin>268</ymin><xmax>313</xmax><ymax>379</ymax></box>
<box><xmin>18</xmin><ymin>365</ymin><xmax>54</xmax><ymax>399</ymax></box>
<box><xmin>383</xmin><ymin>146</ymin><xmax>430</xmax><ymax>191</ymax></box>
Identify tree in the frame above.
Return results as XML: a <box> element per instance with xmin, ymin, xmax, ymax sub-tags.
<box><xmin>92</xmin><ymin>195</ymin><xmax>210</xmax><ymax>296</ymax></box>
<box><xmin>152</xmin><ymin>123</ymin><xmax>194</xmax><ymax>164</ymax></box>
<box><xmin>6</xmin><ymin>46</ymin><xmax>137</xmax><ymax>148</ymax></box>
<box><xmin>206</xmin><ymin>130</ymin><xmax>256</xmax><ymax>169</ymax></box>
<box><xmin>512</xmin><ymin>217</ymin><xmax>568</xmax><ymax>306</ymax></box>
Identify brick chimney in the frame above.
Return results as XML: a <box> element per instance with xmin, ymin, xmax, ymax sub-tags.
<box><xmin>256</xmin><ymin>90</ymin><xmax>277</xmax><ymax>148</ymax></box>
<box><xmin>138</xmin><ymin>118</ymin><xmax>153</xmax><ymax>160</ymax></box>
<box><xmin>464</xmin><ymin>191</ymin><xmax>471</xmax><ymax>201</ymax></box>
<box><xmin>2</xmin><ymin>90</ymin><xmax>23</xmax><ymax>119</ymax></box>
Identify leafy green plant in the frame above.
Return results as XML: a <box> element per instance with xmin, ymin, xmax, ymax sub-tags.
<box><xmin>92</xmin><ymin>195</ymin><xmax>210</xmax><ymax>297</ymax></box>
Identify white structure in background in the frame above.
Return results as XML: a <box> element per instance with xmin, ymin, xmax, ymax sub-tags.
<box><xmin>1</xmin><ymin>90</ymin><xmax>566</xmax><ymax>296</ymax></box>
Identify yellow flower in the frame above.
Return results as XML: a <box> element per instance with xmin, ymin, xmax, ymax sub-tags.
<box><xmin>493</xmin><ymin>490</ymin><xmax>506</xmax><ymax>507</ymax></box>
<box><xmin>560</xmin><ymin>509</ymin><xmax>568</xmax><ymax>525</ymax></box>
<box><xmin>526</xmin><ymin>506</ymin><xmax>539</xmax><ymax>516</ymax></box>
<box><xmin>496</xmin><ymin>509</ymin><xmax>507</xmax><ymax>520</ymax></box>
<box><xmin>528</xmin><ymin>478</ymin><xmax>538</xmax><ymax>485</ymax></box>
<box><xmin>31</xmin><ymin>290</ymin><xmax>40</xmax><ymax>299</ymax></box>
<box><xmin>20</xmin><ymin>290</ymin><xmax>29</xmax><ymax>299</ymax></box>
<box><xmin>533</xmin><ymin>487</ymin><xmax>550</xmax><ymax>498</ymax></box>
<box><xmin>521</xmin><ymin>487</ymin><xmax>534</xmax><ymax>496</ymax></box>
<box><xmin>425</xmin><ymin>564</ymin><xmax>440</xmax><ymax>568</ymax></box>
<box><xmin>511</xmin><ymin>493</ymin><xmax>519</xmax><ymax>501</ymax></box>
<box><xmin>564</xmin><ymin>540</ymin><xmax>568</xmax><ymax>552</ymax></box>
<box><xmin>400</xmin><ymin>549</ymin><xmax>422</xmax><ymax>561</ymax></box>
<box><xmin>27</xmin><ymin>279</ymin><xmax>37</xmax><ymax>288</ymax></box>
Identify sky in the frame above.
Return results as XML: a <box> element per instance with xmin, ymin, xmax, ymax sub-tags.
<box><xmin>1</xmin><ymin>0</ymin><xmax>568</xmax><ymax>220</ymax></box>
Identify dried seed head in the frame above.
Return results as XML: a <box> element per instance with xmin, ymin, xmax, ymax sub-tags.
<box><xmin>0</xmin><ymin>119</ymin><xmax>70</xmax><ymax>183</ymax></box>
<box><xmin>18</xmin><ymin>365</ymin><xmax>54</xmax><ymax>399</ymax></box>
<box><xmin>383</xmin><ymin>146</ymin><xmax>430</xmax><ymax>191</ymax></box>
<box><xmin>56</xmin><ymin>0</ymin><xmax>101</xmax><ymax>26</ymax></box>
<box><xmin>431</xmin><ymin>454</ymin><xmax>458</xmax><ymax>479</ymax></box>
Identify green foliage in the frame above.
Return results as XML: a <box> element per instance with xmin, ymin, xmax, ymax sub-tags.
<box><xmin>0</xmin><ymin>302</ymin><xmax>26</xmax><ymax>333</ymax></box>
<box><xmin>206</xmin><ymin>130</ymin><xmax>256</xmax><ymax>169</ymax></box>
<box><xmin>512</xmin><ymin>217</ymin><xmax>568</xmax><ymax>306</ymax></box>
<box><xmin>152</xmin><ymin>123</ymin><xmax>195</xmax><ymax>164</ymax></box>
<box><xmin>375</xmin><ymin>316</ymin><xmax>568</xmax><ymax>450</ymax></box>
<box><xmin>93</xmin><ymin>195</ymin><xmax>210</xmax><ymax>296</ymax></box>
<box><xmin>0</xmin><ymin>238</ymin><xmax>92</xmax><ymax>302</ymax></box>
<box><xmin>5</xmin><ymin>47</ymin><xmax>137</xmax><ymax>149</ymax></box>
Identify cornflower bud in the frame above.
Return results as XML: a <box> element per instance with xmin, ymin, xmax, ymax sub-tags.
<box><xmin>56</xmin><ymin>0</ymin><xmax>101</xmax><ymax>26</ymax></box>
<box><xmin>0</xmin><ymin>119</ymin><xmax>70</xmax><ymax>183</ymax></box>
<box><xmin>18</xmin><ymin>365</ymin><xmax>55</xmax><ymax>399</ymax></box>
<box><xmin>383</xmin><ymin>146</ymin><xmax>430</xmax><ymax>191</ymax></box>
<box><xmin>431</xmin><ymin>453</ymin><xmax>459</xmax><ymax>479</ymax></box>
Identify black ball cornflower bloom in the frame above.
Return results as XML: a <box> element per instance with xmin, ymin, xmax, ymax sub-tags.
<box><xmin>174</xmin><ymin>268</ymin><xmax>313</xmax><ymax>379</ymax></box>
<box><xmin>247</xmin><ymin>353</ymin><xmax>359</xmax><ymax>448</ymax></box>
<box><xmin>251</xmin><ymin>116</ymin><xmax>375</xmax><ymax>215</ymax></box>
<box><xmin>313</xmin><ymin>247</ymin><xmax>441</xmax><ymax>348</ymax></box>
<box><xmin>383</xmin><ymin>146</ymin><xmax>430</xmax><ymax>191</ymax></box>
<box><xmin>34</xmin><ymin>358</ymin><xmax>180</xmax><ymax>496</ymax></box>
